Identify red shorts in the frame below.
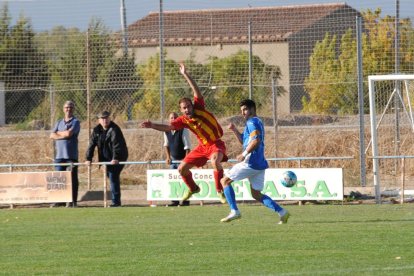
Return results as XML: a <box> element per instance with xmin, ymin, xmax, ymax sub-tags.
<box><xmin>183</xmin><ymin>139</ymin><xmax>228</xmax><ymax>167</ymax></box>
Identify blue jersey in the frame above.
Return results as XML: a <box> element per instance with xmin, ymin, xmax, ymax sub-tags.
<box><xmin>52</xmin><ymin>117</ymin><xmax>80</xmax><ymax>160</ymax></box>
<box><xmin>242</xmin><ymin>117</ymin><xmax>268</xmax><ymax>170</ymax></box>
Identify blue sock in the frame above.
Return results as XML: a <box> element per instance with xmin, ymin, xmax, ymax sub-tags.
<box><xmin>224</xmin><ymin>185</ymin><xmax>238</xmax><ymax>211</ymax></box>
<box><xmin>260</xmin><ymin>194</ymin><xmax>283</xmax><ymax>213</ymax></box>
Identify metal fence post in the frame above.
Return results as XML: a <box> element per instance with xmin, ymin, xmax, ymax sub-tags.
<box><xmin>400</xmin><ymin>157</ymin><xmax>405</xmax><ymax>204</ymax></box>
<box><xmin>356</xmin><ymin>16</ymin><xmax>366</xmax><ymax>187</ymax></box>
<box><xmin>271</xmin><ymin>75</ymin><xmax>278</xmax><ymax>168</ymax></box>
<box><xmin>86</xmin><ymin>29</ymin><xmax>92</xmax><ymax>191</ymax></box>
<box><xmin>103</xmin><ymin>165</ymin><xmax>107</xmax><ymax>208</ymax></box>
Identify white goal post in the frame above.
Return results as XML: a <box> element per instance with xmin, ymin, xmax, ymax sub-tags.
<box><xmin>368</xmin><ymin>74</ymin><xmax>414</xmax><ymax>203</ymax></box>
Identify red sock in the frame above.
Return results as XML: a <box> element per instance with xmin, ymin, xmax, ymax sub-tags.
<box><xmin>214</xmin><ymin>170</ymin><xmax>224</xmax><ymax>193</ymax></box>
<box><xmin>181</xmin><ymin>171</ymin><xmax>198</xmax><ymax>191</ymax></box>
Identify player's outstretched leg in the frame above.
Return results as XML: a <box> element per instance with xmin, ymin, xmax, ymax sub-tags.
<box><xmin>220</xmin><ymin>185</ymin><xmax>241</xmax><ymax>222</ymax></box>
<box><xmin>179</xmin><ymin>165</ymin><xmax>200</xmax><ymax>201</ymax></box>
<box><xmin>181</xmin><ymin>185</ymin><xmax>200</xmax><ymax>202</ymax></box>
<box><xmin>278</xmin><ymin>209</ymin><xmax>290</xmax><ymax>224</ymax></box>
<box><xmin>256</xmin><ymin>193</ymin><xmax>290</xmax><ymax>224</ymax></box>
<box><xmin>180</xmin><ymin>171</ymin><xmax>200</xmax><ymax>201</ymax></box>
<box><xmin>214</xmin><ymin>170</ymin><xmax>226</xmax><ymax>204</ymax></box>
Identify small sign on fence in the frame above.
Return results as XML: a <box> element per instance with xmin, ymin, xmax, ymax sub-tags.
<box><xmin>0</xmin><ymin>171</ymin><xmax>72</xmax><ymax>204</ymax></box>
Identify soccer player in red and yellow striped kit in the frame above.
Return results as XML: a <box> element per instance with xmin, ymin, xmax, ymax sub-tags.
<box><xmin>141</xmin><ymin>63</ymin><xmax>228</xmax><ymax>204</ymax></box>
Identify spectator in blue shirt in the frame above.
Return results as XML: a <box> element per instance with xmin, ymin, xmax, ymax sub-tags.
<box><xmin>50</xmin><ymin>100</ymin><xmax>81</xmax><ymax>207</ymax></box>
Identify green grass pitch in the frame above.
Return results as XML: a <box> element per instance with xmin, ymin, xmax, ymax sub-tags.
<box><xmin>1</xmin><ymin>204</ymin><xmax>413</xmax><ymax>275</ymax></box>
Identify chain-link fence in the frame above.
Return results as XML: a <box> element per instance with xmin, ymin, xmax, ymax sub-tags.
<box><xmin>1</xmin><ymin>1</ymin><xmax>414</xmax><ymax>194</ymax></box>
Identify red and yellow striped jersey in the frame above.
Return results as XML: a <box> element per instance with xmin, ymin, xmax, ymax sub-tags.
<box><xmin>171</xmin><ymin>96</ymin><xmax>223</xmax><ymax>145</ymax></box>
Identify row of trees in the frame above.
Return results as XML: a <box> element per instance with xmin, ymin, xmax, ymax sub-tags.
<box><xmin>0</xmin><ymin>3</ymin><xmax>282</xmax><ymax>124</ymax></box>
<box><xmin>0</xmin><ymin>5</ymin><xmax>49</xmax><ymax>122</ymax></box>
<box><xmin>303</xmin><ymin>9</ymin><xmax>414</xmax><ymax>114</ymax></box>
<box><xmin>2</xmin><ymin>3</ymin><xmax>413</xmax><ymax>124</ymax></box>
<box><xmin>134</xmin><ymin>51</ymin><xmax>282</xmax><ymax>119</ymax></box>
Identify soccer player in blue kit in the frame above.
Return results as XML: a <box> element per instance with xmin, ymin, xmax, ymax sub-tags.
<box><xmin>220</xmin><ymin>99</ymin><xmax>290</xmax><ymax>224</ymax></box>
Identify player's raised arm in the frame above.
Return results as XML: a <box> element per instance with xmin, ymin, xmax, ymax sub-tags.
<box><xmin>179</xmin><ymin>63</ymin><xmax>202</xmax><ymax>99</ymax></box>
<box><xmin>140</xmin><ymin>120</ymin><xmax>174</xmax><ymax>132</ymax></box>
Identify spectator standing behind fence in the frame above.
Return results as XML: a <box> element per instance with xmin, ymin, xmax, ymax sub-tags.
<box><xmin>164</xmin><ymin>112</ymin><xmax>191</xmax><ymax>207</ymax></box>
<box><xmin>141</xmin><ymin>63</ymin><xmax>227</xmax><ymax>204</ymax></box>
<box><xmin>50</xmin><ymin>100</ymin><xmax>80</xmax><ymax>207</ymax></box>
<box><xmin>220</xmin><ymin>99</ymin><xmax>290</xmax><ymax>224</ymax></box>
<box><xmin>85</xmin><ymin>111</ymin><xmax>128</xmax><ymax>207</ymax></box>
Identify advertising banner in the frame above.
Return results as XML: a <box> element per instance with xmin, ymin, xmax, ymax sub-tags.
<box><xmin>0</xmin><ymin>171</ymin><xmax>72</xmax><ymax>204</ymax></box>
<box><xmin>147</xmin><ymin>168</ymin><xmax>343</xmax><ymax>201</ymax></box>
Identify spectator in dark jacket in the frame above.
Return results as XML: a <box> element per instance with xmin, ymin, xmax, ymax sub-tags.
<box><xmin>85</xmin><ymin>111</ymin><xmax>128</xmax><ymax>207</ymax></box>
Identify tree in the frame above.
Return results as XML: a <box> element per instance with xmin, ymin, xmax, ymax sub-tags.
<box><xmin>37</xmin><ymin>18</ymin><xmax>137</xmax><ymax>120</ymax></box>
<box><xmin>338</xmin><ymin>29</ymin><xmax>358</xmax><ymax>112</ymax></box>
<box><xmin>133</xmin><ymin>51</ymin><xmax>283</xmax><ymax>119</ymax></box>
<box><xmin>133</xmin><ymin>54</ymin><xmax>200</xmax><ymax>120</ymax></box>
<box><xmin>0</xmin><ymin>4</ymin><xmax>50</xmax><ymax>123</ymax></box>
<box><xmin>302</xmin><ymin>33</ymin><xmax>341</xmax><ymax>114</ymax></box>
<box><xmin>206</xmin><ymin>50</ymin><xmax>283</xmax><ymax>116</ymax></box>
<box><xmin>0</xmin><ymin>4</ymin><xmax>11</xmax><ymax>74</ymax></box>
<box><xmin>303</xmin><ymin>8</ymin><xmax>414</xmax><ymax>115</ymax></box>
<box><xmin>37</xmin><ymin>25</ymin><xmax>86</xmax><ymax>119</ymax></box>
<box><xmin>94</xmin><ymin>54</ymin><xmax>142</xmax><ymax>119</ymax></box>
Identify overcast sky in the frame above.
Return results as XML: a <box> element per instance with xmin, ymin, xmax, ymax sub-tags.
<box><xmin>2</xmin><ymin>0</ymin><xmax>413</xmax><ymax>31</ymax></box>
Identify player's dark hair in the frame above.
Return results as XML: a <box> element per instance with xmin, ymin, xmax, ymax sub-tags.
<box><xmin>240</xmin><ymin>99</ymin><xmax>256</xmax><ymax>110</ymax></box>
<box><xmin>178</xmin><ymin>97</ymin><xmax>193</xmax><ymax>106</ymax></box>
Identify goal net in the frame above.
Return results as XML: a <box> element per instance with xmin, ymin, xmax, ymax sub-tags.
<box><xmin>368</xmin><ymin>74</ymin><xmax>414</xmax><ymax>202</ymax></box>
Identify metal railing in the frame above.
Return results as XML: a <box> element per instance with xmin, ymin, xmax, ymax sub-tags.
<box><xmin>0</xmin><ymin>156</ymin><xmax>354</xmax><ymax>208</ymax></box>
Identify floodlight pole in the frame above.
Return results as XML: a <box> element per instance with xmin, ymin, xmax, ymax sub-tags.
<box><xmin>248</xmin><ymin>20</ymin><xmax>253</xmax><ymax>99</ymax></box>
<box><xmin>159</xmin><ymin>0</ymin><xmax>165</xmax><ymax>123</ymax></box>
<box><xmin>159</xmin><ymin>0</ymin><xmax>165</xmax><ymax>160</ymax></box>
<box><xmin>395</xmin><ymin>0</ymin><xmax>400</xmax><ymax>74</ymax></box>
<box><xmin>120</xmin><ymin>0</ymin><xmax>128</xmax><ymax>56</ymax></box>
<box><xmin>86</xmin><ymin>29</ymin><xmax>92</xmax><ymax>191</ymax></box>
